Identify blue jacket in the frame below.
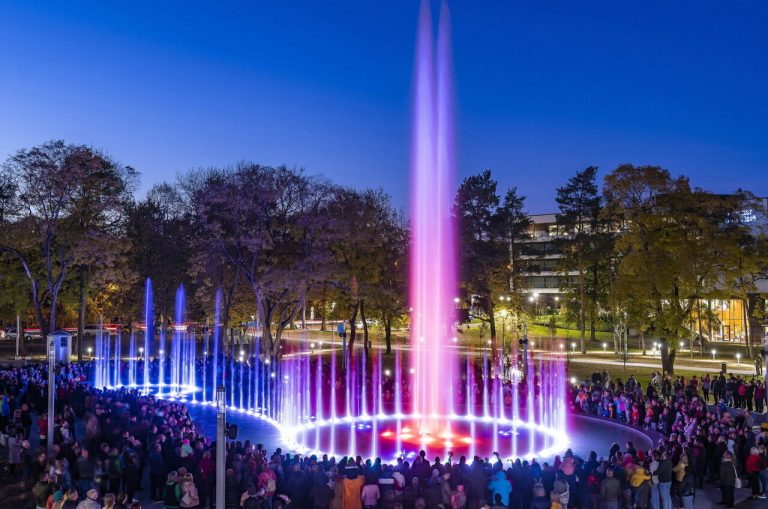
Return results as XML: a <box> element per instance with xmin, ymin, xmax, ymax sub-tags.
<box><xmin>488</xmin><ymin>471</ymin><xmax>512</xmax><ymax>505</ymax></box>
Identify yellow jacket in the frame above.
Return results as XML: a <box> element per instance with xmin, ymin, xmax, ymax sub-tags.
<box><xmin>630</xmin><ymin>468</ymin><xmax>651</xmax><ymax>488</ymax></box>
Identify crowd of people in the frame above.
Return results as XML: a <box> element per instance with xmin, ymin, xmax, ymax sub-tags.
<box><xmin>570</xmin><ymin>370</ymin><xmax>768</xmax><ymax>508</ymax></box>
<box><xmin>2</xmin><ymin>362</ymin><xmax>768</xmax><ymax>509</ymax></box>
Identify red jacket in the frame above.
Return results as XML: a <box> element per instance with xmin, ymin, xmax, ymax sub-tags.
<box><xmin>746</xmin><ymin>454</ymin><xmax>764</xmax><ymax>474</ymax></box>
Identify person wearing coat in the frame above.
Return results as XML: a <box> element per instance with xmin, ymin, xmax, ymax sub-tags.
<box><xmin>487</xmin><ymin>471</ymin><xmax>512</xmax><ymax>507</ymax></box>
<box><xmin>180</xmin><ymin>472</ymin><xmax>200</xmax><ymax>509</ymax></box>
<box><xmin>719</xmin><ymin>452</ymin><xmax>737</xmax><ymax>509</ymax></box>
<box><xmin>7</xmin><ymin>431</ymin><xmax>22</xmax><ymax>475</ymax></box>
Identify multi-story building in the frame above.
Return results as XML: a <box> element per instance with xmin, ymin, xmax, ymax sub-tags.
<box><xmin>517</xmin><ymin>213</ymin><xmax>575</xmax><ymax>310</ymax></box>
<box><xmin>517</xmin><ymin>209</ymin><xmax>768</xmax><ymax>342</ymax></box>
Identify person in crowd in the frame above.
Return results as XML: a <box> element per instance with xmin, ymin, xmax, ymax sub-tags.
<box><xmin>599</xmin><ymin>468</ymin><xmax>620</xmax><ymax>509</ymax></box>
<box><xmin>76</xmin><ymin>489</ymin><xmax>101</xmax><ymax>509</ymax></box>
<box><xmin>165</xmin><ymin>471</ymin><xmax>182</xmax><ymax>509</ymax></box>
<box><xmin>719</xmin><ymin>452</ymin><xmax>737</xmax><ymax>509</ymax></box>
<box><xmin>361</xmin><ymin>476</ymin><xmax>381</xmax><ymax>509</ymax></box>
<box><xmin>5</xmin><ymin>361</ymin><xmax>768</xmax><ymax>509</ymax></box>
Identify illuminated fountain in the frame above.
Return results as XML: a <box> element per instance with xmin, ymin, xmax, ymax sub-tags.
<box><xmin>261</xmin><ymin>1</ymin><xmax>569</xmax><ymax>461</ymax></box>
<box><xmin>89</xmin><ymin>1</ymin><xmax>569</xmax><ymax>462</ymax></box>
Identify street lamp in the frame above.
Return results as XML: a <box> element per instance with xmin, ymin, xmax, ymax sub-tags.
<box><xmin>736</xmin><ymin>353</ymin><xmax>741</xmax><ymax>365</ymax></box>
<box><xmin>602</xmin><ymin>342</ymin><xmax>607</xmax><ymax>353</ymax></box>
<box><xmin>711</xmin><ymin>349</ymin><xmax>717</xmax><ymax>361</ymax></box>
<box><xmin>571</xmin><ymin>342</ymin><xmax>576</xmax><ymax>352</ymax></box>
<box><xmin>87</xmin><ymin>346</ymin><xmax>93</xmax><ymax>358</ymax></box>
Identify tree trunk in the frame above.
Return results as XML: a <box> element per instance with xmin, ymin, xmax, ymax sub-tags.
<box><xmin>660</xmin><ymin>338</ymin><xmax>676</xmax><ymax>374</ymax></box>
<box><xmin>744</xmin><ymin>297</ymin><xmax>753</xmax><ymax>360</ymax></box>
<box><xmin>360</xmin><ymin>299</ymin><xmax>369</xmax><ymax>353</ymax></box>
<box><xmin>260</xmin><ymin>300</ymin><xmax>274</xmax><ymax>356</ymax></box>
<box><xmin>348</xmin><ymin>303</ymin><xmax>359</xmax><ymax>351</ymax></box>
<box><xmin>49</xmin><ymin>292</ymin><xmax>58</xmax><ymax>336</ymax></box>
<box><xmin>578</xmin><ymin>255</ymin><xmax>586</xmax><ymax>354</ymax></box>
<box><xmin>640</xmin><ymin>329</ymin><xmax>646</xmax><ymax>356</ymax></box>
<box><xmin>320</xmin><ymin>301</ymin><xmax>327</xmax><ymax>332</ymax></box>
<box><xmin>77</xmin><ymin>266</ymin><xmax>86</xmax><ymax>362</ymax></box>
<box><xmin>384</xmin><ymin>317</ymin><xmax>392</xmax><ymax>354</ymax></box>
<box><xmin>488</xmin><ymin>298</ymin><xmax>497</xmax><ymax>362</ymax></box>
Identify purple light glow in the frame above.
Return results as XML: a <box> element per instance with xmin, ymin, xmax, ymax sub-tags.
<box><xmin>410</xmin><ymin>0</ymin><xmax>457</xmax><ymax>436</ymax></box>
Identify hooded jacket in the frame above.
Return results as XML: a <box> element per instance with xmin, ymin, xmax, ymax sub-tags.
<box><xmin>487</xmin><ymin>471</ymin><xmax>511</xmax><ymax>505</ymax></box>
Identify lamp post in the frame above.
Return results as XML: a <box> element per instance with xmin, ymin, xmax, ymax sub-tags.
<box><xmin>216</xmin><ymin>385</ymin><xmax>226</xmax><ymax>509</ymax></box>
<box><xmin>602</xmin><ymin>342</ymin><xmax>607</xmax><ymax>353</ymax></box>
<box><xmin>47</xmin><ymin>335</ymin><xmax>56</xmax><ymax>458</ymax></box>
<box><xmin>736</xmin><ymin>353</ymin><xmax>741</xmax><ymax>365</ymax></box>
<box><xmin>711</xmin><ymin>349</ymin><xmax>717</xmax><ymax>361</ymax></box>
<box><xmin>15</xmin><ymin>314</ymin><xmax>21</xmax><ymax>359</ymax></box>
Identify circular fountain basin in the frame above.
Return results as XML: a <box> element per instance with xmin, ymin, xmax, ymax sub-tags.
<box><xmin>186</xmin><ymin>402</ymin><xmax>651</xmax><ymax>461</ymax></box>
<box><xmin>289</xmin><ymin>414</ymin><xmax>566</xmax><ymax>462</ymax></box>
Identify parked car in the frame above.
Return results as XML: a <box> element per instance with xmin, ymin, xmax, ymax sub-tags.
<box><xmin>3</xmin><ymin>327</ymin><xmax>43</xmax><ymax>342</ymax></box>
<box><xmin>81</xmin><ymin>323</ymin><xmax>123</xmax><ymax>336</ymax></box>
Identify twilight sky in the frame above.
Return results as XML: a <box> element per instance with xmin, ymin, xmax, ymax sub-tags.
<box><xmin>0</xmin><ymin>1</ymin><xmax>766</xmax><ymax>213</ymax></box>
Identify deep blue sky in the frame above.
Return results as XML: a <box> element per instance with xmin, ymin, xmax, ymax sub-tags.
<box><xmin>1</xmin><ymin>1</ymin><xmax>766</xmax><ymax>213</ymax></box>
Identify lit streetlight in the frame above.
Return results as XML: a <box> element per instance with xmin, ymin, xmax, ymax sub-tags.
<box><xmin>711</xmin><ymin>349</ymin><xmax>717</xmax><ymax>361</ymax></box>
<box><xmin>736</xmin><ymin>353</ymin><xmax>741</xmax><ymax>365</ymax></box>
<box><xmin>602</xmin><ymin>342</ymin><xmax>607</xmax><ymax>353</ymax></box>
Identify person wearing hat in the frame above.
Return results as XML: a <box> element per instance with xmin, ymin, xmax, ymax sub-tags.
<box><xmin>75</xmin><ymin>489</ymin><xmax>100</xmax><ymax>509</ymax></box>
<box><xmin>342</xmin><ymin>463</ymin><xmax>364</xmax><ymax>509</ymax></box>
<box><xmin>164</xmin><ymin>471</ymin><xmax>182</xmax><ymax>509</ymax></box>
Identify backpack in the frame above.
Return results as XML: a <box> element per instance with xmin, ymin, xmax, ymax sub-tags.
<box><xmin>265</xmin><ymin>477</ymin><xmax>277</xmax><ymax>493</ymax></box>
<box><xmin>165</xmin><ymin>482</ymin><xmax>181</xmax><ymax>507</ymax></box>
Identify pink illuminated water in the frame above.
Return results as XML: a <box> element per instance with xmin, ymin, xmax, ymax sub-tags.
<box><xmin>410</xmin><ymin>0</ymin><xmax>457</xmax><ymax>435</ymax></box>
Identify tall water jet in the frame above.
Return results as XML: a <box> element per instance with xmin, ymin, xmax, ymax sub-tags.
<box><xmin>410</xmin><ymin>0</ymin><xmax>457</xmax><ymax>435</ymax></box>
<box><xmin>143</xmin><ymin>278</ymin><xmax>153</xmax><ymax>391</ymax></box>
<box><xmin>128</xmin><ymin>331</ymin><xmax>136</xmax><ymax>386</ymax></box>
<box><xmin>172</xmin><ymin>285</ymin><xmax>185</xmax><ymax>391</ymax></box>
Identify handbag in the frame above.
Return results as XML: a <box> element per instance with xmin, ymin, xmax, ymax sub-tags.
<box><xmin>733</xmin><ymin>464</ymin><xmax>742</xmax><ymax>489</ymax></box>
